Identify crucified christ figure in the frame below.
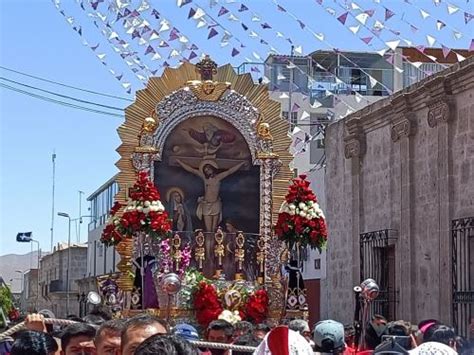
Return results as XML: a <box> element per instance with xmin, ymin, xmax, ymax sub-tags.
<box><xmin>176</xmin><ymin>159</ymin><xmax>246</xmax><ymax>232</ymax></box>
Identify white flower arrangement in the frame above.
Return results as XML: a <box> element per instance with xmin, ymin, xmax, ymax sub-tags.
<box><xmin>218</xmin><ymin>309</ymin><xmax>242</xmax><ymax>325</ymax></box>
<box><xmin>279</xmin><ymin>201</ymin><xmax>325</xmax><ymax>220</ymax></box>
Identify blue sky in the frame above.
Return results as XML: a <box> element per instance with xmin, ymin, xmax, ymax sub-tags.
<box><xmin>0</xmin><ymin>0</ymin><xmax>471</xmax><ymax>256</ymax></box>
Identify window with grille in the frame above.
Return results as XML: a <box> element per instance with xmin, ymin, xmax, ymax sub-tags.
<box><xmin>282</xmin><ymin>111</ymin><xmax>298</xmax><ymax>131</ymax></box>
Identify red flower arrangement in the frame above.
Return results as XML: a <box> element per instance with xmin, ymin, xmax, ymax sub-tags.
<box><xmin>193</xmin><ymin>281</ymin><xmax>223</xmax><ymax>327</ymax></box>
<box><xmin>100</xmin><ymin>171</ymin><xmax>172</xmax><ymax>246</ymax></box>
<box><xmin>274</xmin><ymin>174</ymin><xmax>327</xmax><ymax>251</ymax></box>
<box><xmin>192</xmin><ymin>279</ymin><xmax>269</xmax><ymax>327</ymax></box>
<box><xmin>244</xmin><ymin>289</ymin><xmax>269</xmax><ymax>323</ymax></box>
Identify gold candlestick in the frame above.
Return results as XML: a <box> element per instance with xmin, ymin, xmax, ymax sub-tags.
<box><xmin>235</xmin><ymin>232</ymin><xmax>245</xmax><ymax>276</ymax></box>
<box><xmin>214</xmin><ymin>228</ymin><xmax>225</xmax><ymax>268</ymax></box>
<box><xmin>194</xmin><ymin>230</ymin><xmax>205</xmax><ymax>271</ymax></box>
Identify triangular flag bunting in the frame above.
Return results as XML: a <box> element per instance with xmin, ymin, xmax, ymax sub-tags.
<box><xmin>311</xmin><ymin>101</ymin><xmax>322</xmax><ymax>109</ymax></box>
<box><xmin>218</xmin><ymin>6</ymin><xmax>228</xmax><ymax>16</ymax></box>
<box><xmin>355</xmin><ymin>13</ymin><xmax>369</xmax><ymax>25</ymax></box>
<box><xmin>297</xmin><ymin>20</ymin><xmax>306</xmax><ymax>29</ymax></box>
<box><xmin>249</xmin><ymin>31</ymin><xmax>258</xmax><ymax>38</ymax></box>
<box><xmin>231</xmin><ymin>47</ymin><xmax>240</xmax><ymax>57</ymax></box>
<box><xmin>277</xmin><ymin>5</ymin><xmax>286</xmax><ymax>12</ymax></box>
<box><xmin>385</xmin><ymin>8</ymin><xmax>395</xmax><ymax>21</ymax></box>
<box><xmin>151</xmin><ymin>53</ymin><xmax>161</xmax><ymax>61</ymax></box>
<box><xmin>453</xmin><ymin>31</ymin><xmax>463</xmax><ymax>40</ymax></box>
<box><xmin>411</xmin><ymin>61</ymin><xmax>423</xmax><ymax>68</ymax></box>
<box><xmin>277</xmin><ymin>73</ymin><xmax>286</xmax><ymax>80</ymax></box>
<box><xmin>361</xmin><ymin>36</ymin><xmax>373</xmax><ymax>44</ymax></box>
<box><xmin>238</xmin><ymin>4</ymin><xmax>248</xmax><ymax>12</ymax></box>
<box><xmin>193</xmin><ymin>7</ymin><xmax>206</xmax><ymax>19</ymax></box>
<box><xmin>149</xmin><ymin>31</ymin><xmax>159</xmax><ymax>41</ymax></box>
<box><xmin>436</xmin><ymin>20</ymin><xmax>446</xmax><ymax>30</ymax></box>
<box><xmin>228</xmin><ymin>14</ymin><xmax>239</xmax><ymax>21</ymax></box>
<box><xmin>188</xmin><ymin>7</ymin><xmax>196</xmax><ymax>18</ymax></box>
<box><xmin>351</xmin><ymin>2</ymin><xmax>361</xmax><ymax>10</ymax></box>
<box><xmin>252</xmin><ymin>51</ymin><xmax>261</xmax><ymax>60</ymax></box>
<box><xmin>349</xmin><ymin>25</ymin><xmax>360</xmax><ymax>34</ymax></box>
<box><xmin>456</xmin><ymin>53</ymin><xmax>466</xmax><ymax>62</ymax></box>
<box><xmin>365</xmin><ymin>9</ymin><xmax>375</xmax><ymax>17</ymax></box>
<box><xmin>447</xmin><ymin>4</ymin><xmax>459</xmax><ymax>14</ymax></box>
<box><xmin>426</xmin><ymin>35</ymin><xmax>436</xmax><ymax>46</ymax></box>
<box><xmin>465</xmin><ymin>12</ymin><xmax>473</xmax><ymax>24</ymax></box>
<box><xmin>294</xmin><ymin>45</ymin><xmax>303</xmax><ymax>55</ymax></box>
<box><xmin>169</xmin><ymin>27</ymin><xmax>180</xmax><ymax>41</ymax></box>
<box><xmin>208</xmin><ymin>28</ymin><xmax>218</xmax><ymax>39</ymax></box>
<box><xmin>261</xmin><ymin>22</ymin><xmax>271</xmax><ymax>29</ymax></box>
<box><xmin>197</xmin><ymin>20</ymin><xmax>206</xmax><ymax>28</ymax></box>
<box><xmin>326</xmin><ymin>8</ymin><xmax>336</xmax><ymax>16</ymax></box>
<box><xmin>441</xmin><ymin>45</ymin><xmax>451</xmax><ymax>58</ymax></box>
<box><xmin>301</xmin><ymin>111</ymin><xmax>310</xmax><ymax>120</ymax></box>
<box><xmin>315</xmin><ymin>32</ymin><xmax>324</xmax><ymax>41</ymax></box>
<box><xmin>337</xmin><ymin>12</ymin><xmax>348</xmax><ymax>24</ymax></box>
<box><xmin>279</xmin><ymin>93</ymin><xmax>289</xmax><ymax>99</ymax></box>
<box><xmin>292</xmin><ymin>103</ymin><xmax>300</xmax><ymax>112</ymax></box>
<box><xmin>410</xmin><ymin>25</ymin><xmax>418</xmax><ymax>33</ymax></box>
<box><xmin>420</xmin><ymin>9</ymin><xmax>430</xmax><ymax>19</ymax></box>
<box><xmin>252</xmin><ymin>14</ymin><xmax>260</xmax><ymax>22</ymax></box>
<box><xmin>159</xmin><ymin>21</ymin><xmax>170</xmax><ymax>32</ymax></box>
<box><xmin>368</xmin><ymin>75</ymin><xmax>377</xmax><ymax>88</ymax></box>
<box><xmin>386</xmin><ymin>40</ymin><xmax>400</xmax><ymax>50</ymax></box>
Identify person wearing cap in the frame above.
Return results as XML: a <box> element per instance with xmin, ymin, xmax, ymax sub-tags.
<box><xmin>173</xmin><ymin>323</ymin><xmax>200</xmax><ymax>342</ymax></box>
<box><xmin>313</xmin><ymin>320</ymin><xmax>346</xmax><ymax>354</ymax></box>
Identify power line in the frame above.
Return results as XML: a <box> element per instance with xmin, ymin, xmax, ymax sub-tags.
<box><xmin>0</xmin><ymin>77</ymin><xmax>125</xmax><ymax>111</ymax></box>
<box><xmin>0</xmin><ymin>65</ymin><xmax>133</xmax><ymax>102</ymax></box>
<box><xmin>0</xmin><ymin>82</ymin><xmax>124</xmax><ymax>118</ymax></box>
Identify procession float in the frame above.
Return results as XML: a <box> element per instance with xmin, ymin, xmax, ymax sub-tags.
<box><xmin>98</xmin><ymin>57</ymin><xmax>328</xmax><ymax>327</ymax></box>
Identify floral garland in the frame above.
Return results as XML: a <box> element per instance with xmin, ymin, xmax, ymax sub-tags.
<box><xmin>158</xmin><ymin>237</ymin><xmax>192</xmax><ymax>277</ymax></box>
<box><xmin>101</xmin><ymin>171</ymin><xmax>171</xmax><ymax>246</ymax></box>
<box><xmin>274</xmin><ymin>174</ymin><xmax>328</xmax><ymax>251</ymax></box>
<box><xmin>192</xmin><ymin>279</ymin><xmax>269</xmax><ymax>327</ymax></box>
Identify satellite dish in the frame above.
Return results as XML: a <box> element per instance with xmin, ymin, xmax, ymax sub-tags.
<box><xmin>87</xmin><ymin>291</ymin><xmax>101</xmax><ymax>305</ymax></box>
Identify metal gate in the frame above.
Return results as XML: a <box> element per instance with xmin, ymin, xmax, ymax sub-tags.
<box><xmin>360</xmin><ymin>229</ymin><xmax>398</xmax><ymax>319</ymax></box>
<box><xmin>452</xmin><ymin>217</ymin><xmax>474</xmax><ymax>339</ymax></box>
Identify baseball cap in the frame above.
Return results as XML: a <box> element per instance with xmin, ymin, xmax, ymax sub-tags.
<box><xmin>313</xmin><ymin>320</ymin><xmax>345</xmax><ymax>351</ymax></box>
<box><xmin>173</xmin><ymin>323</ymin><xmax>199</xmax><ymax>341</ymax></box>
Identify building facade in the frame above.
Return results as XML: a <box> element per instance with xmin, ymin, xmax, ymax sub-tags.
<box><xmin>324</xmin><ymin>56</ymin><xmax>474</xmax><ymax>338</ymax></box>
<box><xmin>21</xmin><ymin>269</ymin><xmax>38</xmax><ymax>313</ymax></box>
<box><xmin>38</xmin><ymin>243</ymin><xmax>87</xmax><ymax>318</ymax></box>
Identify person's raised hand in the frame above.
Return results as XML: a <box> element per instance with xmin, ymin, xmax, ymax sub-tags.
<box><xmin>25</xmin><ymin>313</ymin><xmax>47</xmax><ymax>332</ymax></box>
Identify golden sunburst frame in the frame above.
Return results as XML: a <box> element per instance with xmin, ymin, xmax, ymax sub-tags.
<box><xmin>114</xmin><ymin>56</ymin><xmax>293</xmax><ymax>322</ymax></box>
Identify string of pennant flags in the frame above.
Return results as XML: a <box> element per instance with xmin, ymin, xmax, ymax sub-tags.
<box><xmin>52</xmin><ymin>0</ymin><xmax>135</xmax><ymax>94</ymax></box>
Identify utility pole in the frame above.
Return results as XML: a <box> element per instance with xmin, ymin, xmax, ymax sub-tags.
<box><xmin>78</xmin><ymin>191</ymin><xmax>84</xmax><ymax>243</ymax></box>
<box><xmin>288</xmin><ymin>45</ymin><xmax>295</xmax><ymax>131</ymax></box>
<box><xmin>50</xmin><ymin>151</ymin><xmax>56</xmax><ymax>251</ymax></box>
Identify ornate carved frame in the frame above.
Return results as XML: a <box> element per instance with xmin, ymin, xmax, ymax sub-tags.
<box><xmin>115</xmin><ymin>61</ymin><xmax>292</xmax><ymax>319</ymax></box>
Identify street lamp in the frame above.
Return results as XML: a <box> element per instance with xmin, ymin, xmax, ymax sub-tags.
<box><xmin>58</xmin><ymin>212</ymin><xmax>71</xmax><ymax>316</ymax></box>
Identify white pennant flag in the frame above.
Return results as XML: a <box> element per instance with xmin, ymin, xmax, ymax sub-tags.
<box><xmin>252</xmin><ymin>14</ymin><xmax>261</xmax><ymax>22</ymax></box>
<box><xmin>179</xmin><ymin>36</ymin><xmax>189</xmax><ymax>43</ymax></box>
<box><xmin>420</xmin><ymin>9</ymin><xmax>430</xmax><ymax>19</ymax></box>
<box><xmin>287</xmin><ymin>62</ymin><xmax>296</xmax><ymax>69</ymax></box>
<box><xmin>292</xmin><ymin>126</ymin><xmax>302</xmax><ymax>135</ymax></box>
<box><xmin>151</xmin><ymin>53</ymin><xmax>162</xmax><ymax>60</ymax></box>
<box><xmin>311</xmin><ymin>101</ymin><xmax>322</xmax><ymax>109</ymax></box>
<box><xmin>277</xmin><ymin>73</ymin><xmax>286</xmax><ymax>80</ymax></box>
<box><xmin>137</xmin><ymin>74</ymin><xmax>147</xmax><ymax>81</ymax></box>
<box><xmin>355</xmin><ymin>94</ymin><xmax>362</xmax><ymax>103</ymax></box>
<box><xmin>97</xmin><ymin>53</ymin><xmax>106</xmax><ymax>60</ymax></box>
<box><xmin>276</xmin><ymin>32</ymin><xmax>284</xmax><ymax>38</ymax></box>
<box><xmin>139</xmin><ymin>20</ymin><xmax>150</xmax><ymax>28</ymax></box>
<box><xmin>228</xmin><ymin>14</ymin><xmax>239</xmax><ymax>21</ymax></box>
<box><xmin>109</xmin><ymin>31</ymin><xmax>119</xmax><ymax>40</ymax></box>
<box><xmin>253</xmin><ymin>52</ymin><xmax>262</xmax><ymax>60</ymax></box>
<box><xmin>403</xmin><ymin>38</ymin><xmax>413</xmax><ymax>46</ymax></box>
<box><xmin>159</xmin><ymin>20</ymin><xmax>170</xmax><ymax>32</ymax></box>
<box><xmin>374</xmin><ymin>20</ymin><xmax>384</xmax><ymax>30</ymax></box>
<box><xmin>447</xmin><ymin>4</ymin><xmax>459</xmax><ymax>14</ymax></box>
<box><xmin>249</xmin><ymin>31</ymin><xmax>258</xmax><ymax>38</ymax></box>
<box><xmin>335</xmin><ymin>77</ymin><xmax>344</xmax><ymax>84</ymax></box>
<box><xmin>395</xmin><ymin>66</ymin><xmax>404</xmax><ymax>73</ymax></box>
<box><xmin>220</xmin><ymin>41</ymin><xmax>229</xmax><ymax>47</ymax></box>
<box><xmin>386</xmin><ymin>40</ymin><xmax>400</xmax><ymax>50</ymax></box>
<box><xmin>122</xmin><ymin>82</ymin><xmax>132</xmax><ymax>89</ymax></box>
<box><xmin>193</xmin><ymin>8</ymin><xmax>206</xmax><ymax>19</ymax></box>
<box><xmin>138</xmin><ymin>38</ymin><xmax>147</xmax><ymax>45</ymax></box>
<box><xmin>170</xmin><ymin>49</ymin><xmax>180</xmax><ymax>57</ymax></box>
<box><xmin>294</xmin><ymin>45</ymin><xmax>303</xmax><ymax>54</ymax></box>
<box><xmin>355</xmin><ymin>13</ymin><xmax>369</xmax><ymax>25</ymax></box>
<box><xmin>351</xmin><ymin>2</ymin><xmax>361</xmax><ymax>10</ymax></box>
<box><xmin>411</xmin><ymin>61</ymin><xmax>423</xmax><ymax>68</ymax></box>
<box><xmin>426</xmin><ymin>35</ymin><xmax>436</xmax><ymax>46</ymax></box>
<box><xmin>453</xmin><ymin>31</ymin><xmax>462</xmax><ymax>40</ymax></box>
<box><xmin>126</xmin><ymin>27</ymin><xmax>134</xmax><ymax>35</ymax></box>
<box><xmin>300</xmin><ymin>111</ymin><xmax>310</xmax><ymax>120</ymax></box>
<box><xmin>314</xmin><ymin>32</ymin><xmax>324</xmax><ymax>41</ymax></box>
<box><xmin>368</xmin><ymin>75</ymin><xmax>377</xmax><ymax>88</ymax></box>
<box><xmin>261</xmin><ymin>76</ymin><xmax>271</xmax><ymax>84</ymax></box>
<box><xmin>197</xmin><ymin>20</ymin><xmax>207</xmax><ymax>28</ymax></box>
<box><xmin>279</xmin><ymin>93</ymin><xmax>289</xmax><ymax>99</ymax></box>
<box><xmin>426</xmin><ymin>55</ymin><xmax>438</xmax><ymax>61</ymax></box>
<box><xmin>150</xmin><ymin>32</ymin><xmax>160</xmax><ymax>41</ymax></box>
<box><xmin>349</xmin><ymin>25</ymin><xmax>360</xmax><ymax>34</ymax></box>
<box><xmin>456</xmin><ymin>53</ymin><xmax>466</xmax><ymax>61</ymax></box>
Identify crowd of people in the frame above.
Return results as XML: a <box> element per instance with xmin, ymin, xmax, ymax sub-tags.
<box><xmin>0</xmin><ymin>307</ymin><xmax>471</xmax><ymax>354</ymax></box>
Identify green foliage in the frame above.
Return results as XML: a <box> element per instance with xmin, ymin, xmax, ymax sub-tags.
<box><xmin>0</xmin><ymin>285</ymin><xmax>13</xmax><ymax>314</ymax></box>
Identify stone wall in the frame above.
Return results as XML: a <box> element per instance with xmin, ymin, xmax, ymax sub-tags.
<box><xmin>325</xmin><ymin>57</ymin><xmax>474</xmax><ymax>325</ymax></box>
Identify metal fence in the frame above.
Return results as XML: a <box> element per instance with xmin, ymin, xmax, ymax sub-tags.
<box><xmin>452</xmin><ymin>217</ymin><xmax>474</xmax><ymax>338</ymax></box>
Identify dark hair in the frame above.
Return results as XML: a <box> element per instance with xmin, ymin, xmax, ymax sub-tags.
<box><xmin>66</xmin><ymin>315</ymin><xmax>84</xmax><ymax>322</ymax></box>
<box><xmin>134</xmin><ymin>334</ymin><xmax>198</xmax><ymax>355</ymax></box>
<box><xmin>455</xmin><ymin>335</ymin><xmax>471</xmax><ymax>355</ymax></box>
<box><xmin>121</xmin><ymin>314</ymin><xmax>168</xmax><ymax>345</ymax></box>
<box><xmin>254</xmin><ymin>323</ymin><xmax>271</xmax><ymax>333</ymax></box>
<box><xmin>235</xmin><ymin>321</ymin><xmax>254</xmax><ymax>334</ymax></box>
<box><xmin>83</xmin><ymin>314</ymin><xmax>106</xmax><ymax>327</ymax></box>
<box><xmin>207</xmin><ymin>320</ymin><xmax>234</xmax><ymax>338</ymax></box>
<box><xmin>288</xmin><ymin>319</ymin><xmax>309</xmax><ymax>334</ymax></box>
<box><xmin>88</xmin><ymin>305</ymin><xmax>112</xmax><ymax>321</ymax></box>
<box><xmin>315</xmin><ymin>339</ymin><xmax>344</xmax><ymax>354</ymax></box>
<box><xmin>233</xmin><ymin>334</ymin><xmax>261</xmax><ymax>355</ymax></box>
<box><xmin>11</xmin><ymin>330</ymin><xmax>58</xmax><ymax>355</ymax></box>
<box><xmin>428</xmin><ymin>324</ymin><xmax>456</xmax><ymax>346</ymax></box>
<box><xmin>60</xmin><ymin>322</ymin><xmax>96</xmax><ymax>350</ymax></box>
<box><xmin>95</xmin><ymin>319</ymin><xmax>126</xmax><ymax>344</ymax></box>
